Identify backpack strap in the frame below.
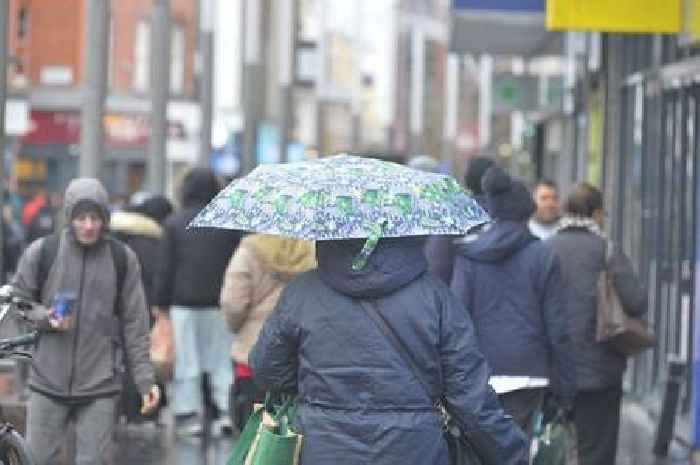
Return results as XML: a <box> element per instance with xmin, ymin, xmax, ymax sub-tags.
<box><xmin>37</xmin><ymin>234</ymin><xmax>61</xmax><ymax>300</ymax></box>
<box><xmin>106</xmin><ymin>236</ymin><xmax>128</xmax><ymax>315</ymax></box>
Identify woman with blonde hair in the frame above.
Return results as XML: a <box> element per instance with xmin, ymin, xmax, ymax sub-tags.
<box><xmin>220</xmin><ymin>234</ymin><xmax>316</xmax><ymax>430</ymax></box>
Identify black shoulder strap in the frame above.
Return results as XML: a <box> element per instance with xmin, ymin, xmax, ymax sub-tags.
<box><xmin>358</xmin><ymin>300</ymin><xmax>434</xmax><ymax>403</ymax></box>
<box><xmin>107</xmin><ymin>237</ymin><xmax>128</xmax><ymax>314</ymax></box>
<box><xmin>37</xmin><ymin>234</ymin><xmax>61</xmax><ymax>297</ymax></box>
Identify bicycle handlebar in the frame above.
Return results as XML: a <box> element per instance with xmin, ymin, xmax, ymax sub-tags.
<box><xmin>0</xmin><ymin>332</ymin><xmax>38</xmax><ymax>351</ymax></box>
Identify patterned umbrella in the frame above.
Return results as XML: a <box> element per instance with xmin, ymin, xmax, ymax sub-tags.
<box><xmin>191</xmin><ymin>155</ymin><xmax>489</xmax><ymax>268</ymax></box>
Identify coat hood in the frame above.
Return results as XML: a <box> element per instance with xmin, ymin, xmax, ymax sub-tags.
<box><xmin>180</xmin><ymin>168</ymin><xmax>221</xmax><ymax>208</ymax></box>
<box><xmin>316</xmin><ymin>236</ymin><xmax>427</xmax><ymax>298</ymax></box>
<box><xmin>243</xmin><ymin>234</ymin><xmax>316</xmax><ymax>278</ymax></box>
<box><xmin>110</xmin><ymin>211</ymin><xmax>163</xmax><ymax>239</ymax></box>
<box><xmin>457</xmin><ymin>221</ymin><xmax>537</xmax><ymax>263</ymax></box>
<box><xmin>63</xmin><ymin>178</ymin><xmax>110</xmax><ymax>224</ymax></box>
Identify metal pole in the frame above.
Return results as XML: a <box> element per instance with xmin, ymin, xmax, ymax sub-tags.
<box><xmin>278</xmin><ymin>0</ymin><xmax>295</xmax><ymax>163</ymax></box>
<box><xmin>241</xmin><ymin>0</ymin><xmax>263</xmax><ymax>174</ymax></box>
<box><xmin>80</xmin><ymin>0</ymin><xmax>109</xmax><ymax>178</ymax></box>
<box><xmin>442</xmin><ymin>53</ymin><xmax>459</xmax><ymax>175</ymax></box>
<box><xmin>654</xmin><ymin>357</ymin><xmax>686</xmax><ymax>456</ymax></box>
<box><xmin>198</xmin><ymin>0</ymin><xmax>214</xmax><ymax>166</ymax></box>
<box><xmin>0</xmin><ymin>0</ymin><xmax>7</xmax><ymax>282</ymax></box>
<box><xmin>315</xmin><ymin>0</ymin><xmax>327</xmax><ymax>156</ymax></box>
<box><xmin>478</xmin><ymin>54</ymin><xmax>493</xmax><ymax>150</ymax></box>
<box><xmin>351</xmin><ymin>0</ymin><xmax>363</xmax><ymax>152</ymax></box>
<box><xmin>147</xmin><ymin>0</ymin><xmax>170</xmax><ymax>194</ymax></box>
<box><xmin>409</xmin><ymin>27</ymin><xmax>425</xmax><ymax>156</ymax></box>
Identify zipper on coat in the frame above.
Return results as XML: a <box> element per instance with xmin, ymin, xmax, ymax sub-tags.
<box><xmin>67</xmin><ymin>249</ymin><xmax>86</xmax><ymax>396</ymax></box>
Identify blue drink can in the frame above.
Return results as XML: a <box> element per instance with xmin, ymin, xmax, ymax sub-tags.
<box><xmin>53</xmin><ymin>292</ymin><xmax>77</xmax><ymax>319</ymax></box>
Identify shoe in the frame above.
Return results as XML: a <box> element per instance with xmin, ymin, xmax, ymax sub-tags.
<box><xmin>175</xmin><ymin>414</ymin><xmax>203</xmax><ymax>437</ymax></box>
<box><xmin>210</xmin><ymin>416</ymin><xmax>233</xmax><ymax>437</ymax></box>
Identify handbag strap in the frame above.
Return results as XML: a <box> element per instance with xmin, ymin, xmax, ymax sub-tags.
<box><xmin>358</xmin><ymin>300</ymin><xmax>435</xmax><ymax>404</ymax></box>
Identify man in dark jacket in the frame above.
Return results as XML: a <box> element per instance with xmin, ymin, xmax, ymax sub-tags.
<box><xmin>548</xmin><ymin>182</ymin><xmax>646</xmax><ymax>465</ymax></box>
<box><xmin>250</xmin><ymin>236</ymin><xmax>528</xmax><ymax>465</ymax></box>
<box><xmin>25</xmin><ymin>192</ymin><xmax>62</xmax><ymax>244</ymax></box>
<box><xmin>12</xmin><ymin>178</ymin><xmax>160</xmax><ymax>465</ymax></box>
<box><xmin>152</xmin><ymin>168</ymin><xmax>242</xmax><ymax>436</ymax></box>
<box><xmin>111</xmin><ymin>193</ymin><xmax>173</xmax><ymax>426</ymax></box>
<box><xmin>451</xmin><ymin>166</ymin><xmax>575</xmax><ymax>436</ymax></box>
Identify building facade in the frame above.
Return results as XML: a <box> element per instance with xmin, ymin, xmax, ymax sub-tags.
<box><xmin>7</xmin><ymin>0</ymin><xmax>201</xmax><ymax>196</ymax></box>
<box><xmin>532</xmin><ymin>31</ymin><xmax>700</xmax><ymax>449</ymax></box>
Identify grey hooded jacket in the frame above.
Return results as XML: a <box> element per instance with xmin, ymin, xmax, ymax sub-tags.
<box><xmin>12</xmin><ymin>178</ymin><xmax>155</xmax><ymax>400</ymax></box>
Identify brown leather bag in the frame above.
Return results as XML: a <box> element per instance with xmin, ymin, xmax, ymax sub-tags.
<box><xmin>150</xmin><ymin>313</ymin><xmax>174</xmax><ymax>382</ymax></box>
<box><xmin>595</xmin><ymin>243</ymin><xmax>655</xmax><ymax>356</ymax></box>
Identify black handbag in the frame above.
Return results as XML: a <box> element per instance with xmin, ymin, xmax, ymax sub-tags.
<box><xmin>359</xmin><ymin>300</ymin><xmax>494</xmax><ymax>465</ymax></box>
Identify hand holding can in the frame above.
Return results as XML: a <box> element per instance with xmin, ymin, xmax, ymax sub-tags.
<box><xmin>49</xmin><ymin>292</ymin><xmax>77</xmax><ymax>331</ymax></box>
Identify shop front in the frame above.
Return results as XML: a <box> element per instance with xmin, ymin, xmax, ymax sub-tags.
<box><xmin>17</xmin><ymin>110</ymin><xmax>187</xmax><ymax>196</ymax></box>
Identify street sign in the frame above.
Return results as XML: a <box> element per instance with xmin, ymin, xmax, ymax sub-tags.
<box><xmin>492</xmin><ymin>75</ymin><xmax>538</xmax><ymax>113</ymax></box>
<box><xmin>5</xmin><ymin>100</ymin><xmax>29</xmax><ymax>136</ymax></box>
<box><xmin>257</xmin><ymin>122</ymin><xmax>281</xmax><ymax>165</ymax></box>
<box><xmin>452</xmin><ymin>0</ymin><xmax>544</xmax><ymax>12</ymax></box>
<box><xmin>546</xmin><ymin>0</ymin><xmax>682</xmax><ymax>33</ymax></box>
<box><xmin>450</xmin><ymin>0</ymin><xmax>561</xmax><ymax>56</ymax></box>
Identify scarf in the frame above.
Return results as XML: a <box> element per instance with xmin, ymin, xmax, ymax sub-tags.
<box><xmin>556</xmin><ymin>215</ymin><xmax>605</xmax><ymax>238</ymax></box>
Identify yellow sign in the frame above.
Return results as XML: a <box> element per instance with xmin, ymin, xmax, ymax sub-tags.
<box><xmin>546</xmin><ymin>0</ymin><xmax>682</xmax><ymax>33</ymax></box>
<box><xmin>685</xmin><ymin>0</ymin><xmax>700</xmax><ymax>42</ymax></box>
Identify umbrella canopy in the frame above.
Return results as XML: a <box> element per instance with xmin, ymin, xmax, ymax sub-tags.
<box><xmin>191</xmin><ymin>155</ymin><xmax>489</xmax><ymax>268</ymax></box>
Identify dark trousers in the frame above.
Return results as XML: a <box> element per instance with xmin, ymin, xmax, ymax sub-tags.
<box><xmin>573</xmin><ymin>386</ymin><xmax>622</xmax><ymax>465</ymax></box>
<box><xmin>498</xmin><ymin>387</ymin><xmax>546</xmax><ymax>438</ymax></box>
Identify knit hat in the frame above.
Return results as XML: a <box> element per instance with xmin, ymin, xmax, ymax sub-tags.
<box><xmin>464</xmin><ymin>156</ymin><xmax>495</xmax><ymax>195</ymax></box>
<box><xmin>71</xmin><ymin>199</ymin><xmax>108</xmax><ymax>222</ymax></box>
<box><xmin>481</xmin><ymin>165</ymin><xmax>535</xmax><ymax>222</ymax></box>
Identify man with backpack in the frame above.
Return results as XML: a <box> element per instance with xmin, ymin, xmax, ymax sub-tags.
<box><xmin>11</xmin><ymin>178</ymin><xmax>159</xmax><ymax>465</ymax></box>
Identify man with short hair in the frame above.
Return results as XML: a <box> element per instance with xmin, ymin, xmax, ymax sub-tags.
<box><xmin>12</xmin><ymin>178</ymin><xmax>160</xmax><ymax>465</ymax></box>
<box><xmin>529</xmin><ymin>180</ymin><xmax>561</xmax><ymax>240</ymax></box>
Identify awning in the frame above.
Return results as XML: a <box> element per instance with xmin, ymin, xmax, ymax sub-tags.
<box><xmin>449</xmin><ymin>0</ymin><xmax>562</xmax><ymax>56</ymax></box>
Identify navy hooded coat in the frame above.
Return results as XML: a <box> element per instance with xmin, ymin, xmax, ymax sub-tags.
<box><xmin>249</xmin><ymin>237</ymin><xmax>528</xmax><ymax>465</ymax></box>
<box><xmin>451</xmin><ymin>221</ymin><xmax>576</xmax><ymax>403</ymax></box>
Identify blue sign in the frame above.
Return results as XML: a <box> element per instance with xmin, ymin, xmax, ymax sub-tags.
<box><xmin>452</xmin><ymin>0</ymin><xmax>544</xmax><ymax>12</ymax></box>
<box><xmin>257</xmin><ymin>122</ymin><xmax>281</xmax><ymax>165</ymax></box>
<box><xmin>286</xmin><ymin>142</ymin><xmax>306</xmax><ymax>162</ymax></box>
<box><xmin>210</xmin><ymin>132</ymin><xmax>241</xmax><ymax>176</ymax></box>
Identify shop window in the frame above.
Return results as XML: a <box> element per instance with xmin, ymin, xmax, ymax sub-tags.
<box><xmin>17</xmin><ymin>7</ymin><xmax>28</xmax><ymax>40</ymax></box>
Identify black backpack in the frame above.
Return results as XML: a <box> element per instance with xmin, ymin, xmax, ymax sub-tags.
<box><xmin>36</xmin><ymin>233</ymin><xmax>128</xmax><ymax>313</ymax></box>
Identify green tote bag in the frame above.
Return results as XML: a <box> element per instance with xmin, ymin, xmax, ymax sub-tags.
<box><xmin>228</xmin><ymin>394</ymin><xmax>303</xmax><ymax>465</ymax></box>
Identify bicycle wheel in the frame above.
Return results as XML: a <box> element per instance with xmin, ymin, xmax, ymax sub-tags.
<box><xmin>0</xmin><ymin>430</ymin><xmax>34</xmax><ymax>465</ymax></box>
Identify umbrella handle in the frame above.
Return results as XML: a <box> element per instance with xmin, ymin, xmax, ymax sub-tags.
<box><xmin>351</xmin><ymin>220</ymin><xmax>386</xmax><ymax>271</ymax></box>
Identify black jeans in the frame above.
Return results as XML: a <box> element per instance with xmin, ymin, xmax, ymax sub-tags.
<box><xmin>574</xmin><ymin>386</ymin><xmax>623</xmax><ymax>465</ymax></box>
<box><xmin>498</xmin><ymin>387</ymin><xmax>546</xmax><ymax>438</ymax></box>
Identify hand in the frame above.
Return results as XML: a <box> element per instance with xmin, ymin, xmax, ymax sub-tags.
<box><xmin>47</xmin><ymin>308</ymin><xmax>73</xmax><ymax>332</ymax></box>
<box><xmin>141</xmin><ymin>384</ymin><xmax>161</xmax><ymax>415</ymax></box>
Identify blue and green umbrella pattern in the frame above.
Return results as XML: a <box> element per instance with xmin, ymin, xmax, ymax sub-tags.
<box><xmin>191</xmin><ymin>155</ymin><xmax>490</xmax><ymax>267</ymax></box>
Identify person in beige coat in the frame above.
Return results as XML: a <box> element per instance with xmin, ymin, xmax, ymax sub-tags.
<box><xmin>220</xmin><ymin>234</ymin><xmax>316</xmax><ymax>429</ymax></box>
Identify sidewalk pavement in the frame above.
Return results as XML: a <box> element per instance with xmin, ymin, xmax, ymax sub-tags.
<box><xmin>617</xmin><ymin>398</ymin><xmax>690</xmax><ymax>465</ymax></box>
